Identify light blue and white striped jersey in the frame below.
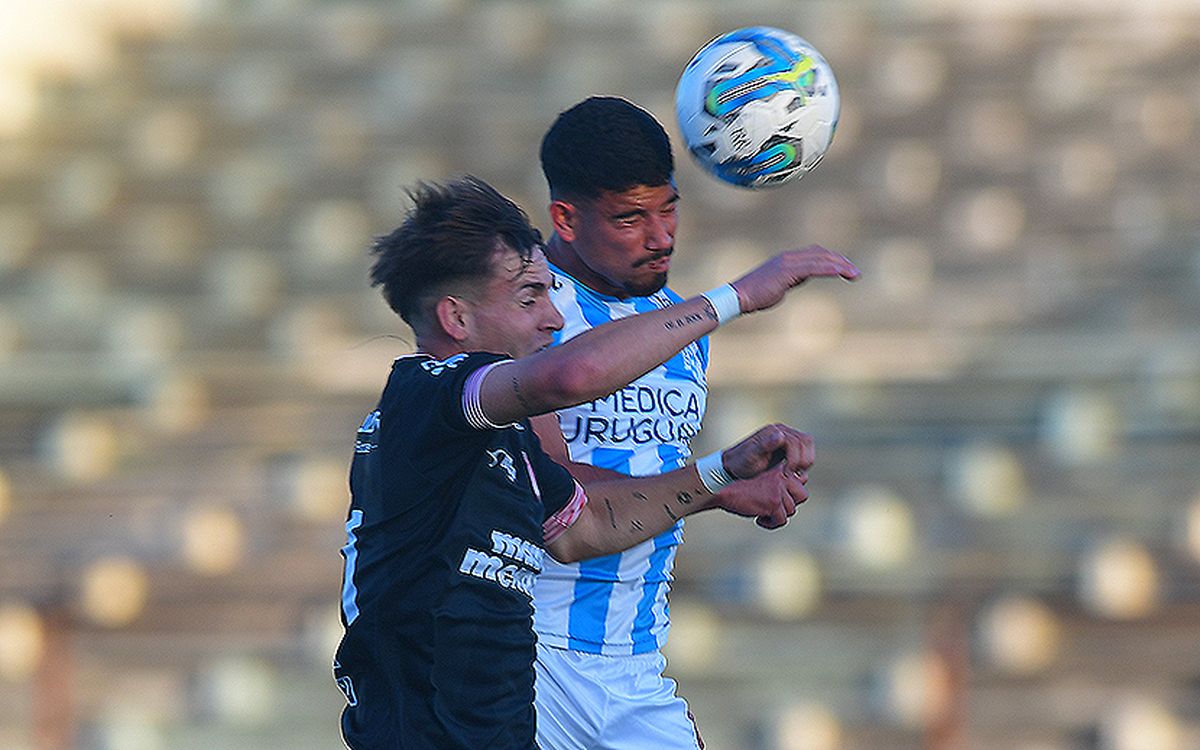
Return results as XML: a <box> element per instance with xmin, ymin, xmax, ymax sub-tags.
<box><xmin>532</xmin><ymin>263</ymin><xmax>709</xmax><ymax>655</ymax></box>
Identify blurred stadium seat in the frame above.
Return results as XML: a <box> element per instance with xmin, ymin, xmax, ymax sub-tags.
<box><xmin>0</xmin><ymin>2</ymin><xmax>1198</xmax><ymax>749</ymax></box>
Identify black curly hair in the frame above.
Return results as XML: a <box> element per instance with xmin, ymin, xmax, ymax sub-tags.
<box><xmin>540</xmin><ymin>96</ymin><xmax>674</xmax><ymax>201</ymax></box>
<box><xmin>370</xmin><ymin>176</ymin><xmax>542</xmax><ymax>329</ymax></box>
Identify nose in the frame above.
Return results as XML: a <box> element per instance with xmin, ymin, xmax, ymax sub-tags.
<box><xmin>645</xmin><ymin>213</ymin><xmax>674</xmax><ymax>251</ymax></box>
<box><xmin>544</xmin><ymin>301</ymin><xmax>564</xmax><ymax>332</ymax></box>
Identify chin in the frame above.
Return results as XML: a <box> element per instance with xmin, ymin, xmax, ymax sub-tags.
<box><xmin>626</xmin><ymin>272</ymin><xmax>669</xmax><ymax>297</ymax></box>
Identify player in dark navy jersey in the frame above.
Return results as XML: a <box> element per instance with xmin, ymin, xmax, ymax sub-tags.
<box><xmin>336</xmin><ymin>349</ymin><xmax>582</xmax><ymax>749</ymax></box>
<box><xmin>334</xmin><ymin>176</ymin><xmax>858</xmax><ymax>749</ymax></box>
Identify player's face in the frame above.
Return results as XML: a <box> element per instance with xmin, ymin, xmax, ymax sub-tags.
<box><xmin>468</xmin><ymin>245</ymin><xmax>564</xmax><ymax>359</ymax></box>
<box><xmin>565</xmin><ymin>182</ymin><xmax>679</xmax><ymax>298</ymax></box>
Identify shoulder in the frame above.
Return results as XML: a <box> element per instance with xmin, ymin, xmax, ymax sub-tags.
<box><xmin>381</xmin><ymin>351</ymin><xmax>514</xmax><ymax>435</ymax></box>
<box><xmin>393</xmin><ymin>352</ymin><xmax>508</xmax><ymax>380</ymax></box>
<box><xmin>382</xmin><ymin>351</ymin><xmax>511</xmax><ymax>413</ymax></box>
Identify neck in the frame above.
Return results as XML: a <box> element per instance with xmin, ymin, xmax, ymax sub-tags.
<box><xmin>415</xmin><ymin>334</ymin><xmax>464</xmax><ymax>361</ymax></box>
<box><xmin>545</xmin><ymin>233</ymin><xmax>627</xmax><ymax>299</ymax></box>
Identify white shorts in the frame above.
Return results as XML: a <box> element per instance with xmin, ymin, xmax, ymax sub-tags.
<box><xmin>534</xmin><ymin>643</ymin><xmax>703</xmax><ymax>750</ymax></box>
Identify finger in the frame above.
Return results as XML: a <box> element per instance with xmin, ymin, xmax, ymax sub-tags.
<box><xmin>786</xmin><ymin>473</ymin><xmax>809</xmax><ymax>506</ymax></box>
<box><xmin>781</xmin><ymin>488</ymin><xmax>797</xmax><ymax>517</ymax></box>
<box><xmin>780</xmin><ymin>429</ymin><xmax>814</xmax><ymax>473</ymax></box>
<box><xmin>834</xmin><ymin>255</ymin><xmax>861</xmax><ymax>280</ymax></box>
<box><xmin>723</xmin><ymin>426</ymin><xmax>778</xmax><ymax>478</ymax></box>
<box><xmin>757</xmin><ymin>424</ymin><xmax>786</xmax><ymax>452</ymax></box>
<box><xmin>804</xmin><ymin>261</ymin><xmax>860</xmax><ymax>281</ymax></box>
<box><xmin>765</xmin><ymin>424</ymin><xmax>791</xmax><ymax>468</ymax></box>
<box><xmin>769</xmin><ymin>465</ymin><xmax>797</xmax><ymax>516</ymax></box>
<box><xmin>749</xmin><ymin>425</ymin><xmax>788</xmax><ymax>473</ymax></box>
<box><xmin>756</xmin><ymin>510</ymin><xmax>788</xmax><ymax>530</ymax></box>
<box><xmin>781</xmin><ymin>427</ymin><xmax>814</xmax><ymax>473</ymax></box>
<box><xmin>776</xmin><ymin>426</ymin><xmax>802</xmax><ymax>473</ymax></box>
<box><xmin>760</xmin><ymin>480</ymin><xmax>793</xmax><ymax>528</ymax></box>
<box><xmin>799</xmin><ymin>246</ymin><xmax>859</xmax><ymax>278</ymax></box>
<box><xmin>787</xmin><ymin>252</ymin><xmax>860</xmax><ymax>282</ymax></box>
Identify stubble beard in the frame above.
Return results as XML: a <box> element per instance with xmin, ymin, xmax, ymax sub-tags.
<box><xmin>623</xmin><ymin>271</ymin><xmax>669</xmax><ymax>298</ymax></box>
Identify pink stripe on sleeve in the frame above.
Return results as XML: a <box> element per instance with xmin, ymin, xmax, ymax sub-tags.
<box><xmin>543</xmin><ymin>481</ymin><xmax>587</xmax><ymax>544</ymax></box>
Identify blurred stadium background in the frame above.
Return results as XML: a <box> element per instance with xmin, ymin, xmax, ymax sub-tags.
<box><xmin>1</xmin><ymin>1</ymin><xmax>1199</xmax><ymax>748</ymax></box>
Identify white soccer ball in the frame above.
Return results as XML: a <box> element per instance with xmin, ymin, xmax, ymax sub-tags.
<box><xmin>675</xmin><ymin>26</ymin><xmax>840</xmax><ymax>189</ymax></box>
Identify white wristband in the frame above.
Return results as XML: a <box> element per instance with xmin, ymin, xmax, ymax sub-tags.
<box><xmin>695</xmin><ymin>450</ymin><xmax>734</xmax><ymax>493</ymax></box>
<box><xmin>701</xmin><ymin>284</ymin><xmax>741</xmax><ymax>325</ymax></box>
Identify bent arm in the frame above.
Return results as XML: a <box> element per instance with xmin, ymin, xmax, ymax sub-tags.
<box><xmin>546</xmin><ymin>465</ymin><xmax>716</xmax><ymax>563</ymax></box>
<box><xmin>547</xmin><ymin>462</ymin><xmax>807</xmax><ymax>563</ymax></box>
<box><xmin>546</xmin><ymin>423</ymin><xmax>818</xmax><ymax>563</ymax></box>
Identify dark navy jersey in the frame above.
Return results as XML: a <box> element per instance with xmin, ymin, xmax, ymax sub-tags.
<box><xmin>334</xmin><ymin>352</ymin><xmax>582</xmax><ymax>750</ymax></box>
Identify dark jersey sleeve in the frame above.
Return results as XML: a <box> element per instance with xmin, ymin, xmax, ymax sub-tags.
<box><xmin>382</xmin><ymin>351</ymin><xmax>513</xmax><ymax>439</ymax></box>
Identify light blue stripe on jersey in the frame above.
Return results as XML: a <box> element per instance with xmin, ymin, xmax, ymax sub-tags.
<box><xmin>567</xmin><ymin>555</ymin><xmax>622</xmax><ymax>652</ymax></box>
<box><xmin>573</xmin><ymin>281</ymin><xmax>622</xmax><ymax>334</ymax></box>
<box><xmin>631</xmin><ymin>529</ymin><xmax>679</xmax><ymax>654</ymax></box>
<box><xmin>657</xmin><ymin>441</ymin><xmax>685</xmax><ymax>472</ymax></box>
<box><xmin>567</xmin><ymin>447</ymin><xmax>631</xmax><ymax>652</ymax></box>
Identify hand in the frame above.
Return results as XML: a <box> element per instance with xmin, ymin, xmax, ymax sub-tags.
<box><xmin>730</xmin><ymin>245</ymin><xmax>859</xmax><ymax>314</ymax></box>
<box><xmin>720</xmin><ymin>424</ymin><xmax>814</xmax><ymax>480</ymax></box>
<box><xmin>713</xmin><ymin>465</ymin><xmax>808</xmax><ymax>529</ymax></box>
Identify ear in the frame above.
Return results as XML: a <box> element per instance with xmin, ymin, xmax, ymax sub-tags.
<box><xmin>548</xmin><ymin>200</ymin><xmax>578</xmax><ymax>242</ymax></box>
<box><xmin>434</xmin><ymin>295</ymin><xmax>471</xmax><ymax>343</ymax></box>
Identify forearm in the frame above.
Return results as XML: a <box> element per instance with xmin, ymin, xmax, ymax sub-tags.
<box><xmin>547</xmin><ymin>425</ymin><xmax>816</xmax><ymax>561</ymax></box>
<box><xmin>547</xmin><ymin>466</ymin><xmax>717</xmax><ymax>563</ymax></box>
<box><xmin>482</xmin><ymin>295</ymin><xmax>720</xmax><ymax>424</ymax></box>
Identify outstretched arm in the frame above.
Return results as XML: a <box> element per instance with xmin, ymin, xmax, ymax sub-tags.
<box><xmin>546</xmin><ymin>425</ymin><xmax>814</xmax><ymax>563</ymax></box>
<box><xmin>479</xmin><ymin>246</ymin><xmax>859</xmax><ymax>426</ymax></box>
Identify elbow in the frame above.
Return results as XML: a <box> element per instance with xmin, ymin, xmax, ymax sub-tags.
<box><xmin>546</xmin><ymin>538</ymin><xmax>586</xmax><ymax>565</ymax></box>
<box><xmin>549</xmin><ymin>547</ymin><xmax>581</xmax><ymax>565</ymax></box>
<box><xmin>544</xmin><ymin>503</ymin><xmax>599</xmax><ymax>565</ymax></box>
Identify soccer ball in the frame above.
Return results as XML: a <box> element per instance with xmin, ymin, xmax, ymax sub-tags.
<box><xmin>674</xmin><ymin>26</ymin><xmax>840</xmax><ymax>189</ymax></box>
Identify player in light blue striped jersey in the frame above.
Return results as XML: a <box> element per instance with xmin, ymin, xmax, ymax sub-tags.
<box><xmin>530</xmin><ymin>97</ymin><xmax>855</xmax><ymax>749</ymax></box>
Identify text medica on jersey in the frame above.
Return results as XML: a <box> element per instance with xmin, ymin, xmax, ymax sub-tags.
<box><xmin>560</xmin><ymin>383</ymin><xmax>703</xmax><ymax>447</ymax></box>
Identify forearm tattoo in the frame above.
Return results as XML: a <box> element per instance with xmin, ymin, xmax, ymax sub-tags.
<box><xmin>663</xmin><ymin>308</ymin><xmax>712</xmax><ymax>331</ymax></box>
<box><xmin>661</xmin><ymin>488</ymin><xmax>701</xmax><ymax>522</ymax></box>
<box><xmin>603</xmin><ymin>498</ymin><xmax>618</xmax><ymax>530</ymax></box>
<box><xmin>510</xmin><ymin>375</ymin><xmax>533</xmax><ymax>412</ymax></box>
<box><xmin>610</xmin><ymin>489</ymin><xmax>699</xmax><ymax>537</ymax></box>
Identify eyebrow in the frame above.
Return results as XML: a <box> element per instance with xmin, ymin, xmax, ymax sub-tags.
<box><xmin>609</xmin><ymin>192</ymin><xmax>680</xmax><ymax>221</ymax></box>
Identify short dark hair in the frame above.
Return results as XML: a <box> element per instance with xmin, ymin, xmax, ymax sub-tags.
<box><xmin>540</xmin><ymin>96</ymin><xmax>674</xmax><ymax>201</ymax></box>
<box><xmin>370</xmin><ymin>176</ymin><xmax>542</xmax><ymax>328</ymax></box>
